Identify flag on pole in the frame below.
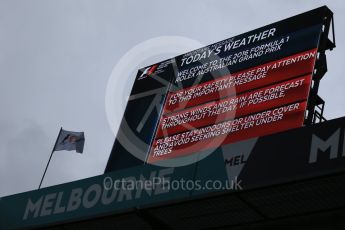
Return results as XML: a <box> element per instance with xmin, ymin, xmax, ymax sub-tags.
<box><xmin>54</xmin><ymin>129</ymin><xmax>85</xmax><ymax>153</ymax></box>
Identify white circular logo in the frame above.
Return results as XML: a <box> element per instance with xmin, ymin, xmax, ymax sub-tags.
<box><xmin>105</xmin><ymin>36</ymin><xmax>236</xmax><ymax>167</ymax></box>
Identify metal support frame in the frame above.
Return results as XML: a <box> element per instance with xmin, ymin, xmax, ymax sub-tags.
<box><xmin>305</xmin><ymin>9</ymin><xmax>336</xmax><ymax>125</ymax></box>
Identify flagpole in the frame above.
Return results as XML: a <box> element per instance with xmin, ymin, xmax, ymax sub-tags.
<box><xmin>38</xmin><ymin>127</ymin><xmax>62</xmax><ymax>189</ymax></box>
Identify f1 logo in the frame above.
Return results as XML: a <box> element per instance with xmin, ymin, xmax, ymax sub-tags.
<box><xmin>138</xmin><ymin>64</ymin><xmax>158</xmax><ymax>80</ymax></box>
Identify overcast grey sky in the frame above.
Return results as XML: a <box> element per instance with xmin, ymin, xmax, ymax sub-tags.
<box><xmin>0</xmin><ymin>0</ymin><xmax>344</xmax><ymax>197</ymax></box>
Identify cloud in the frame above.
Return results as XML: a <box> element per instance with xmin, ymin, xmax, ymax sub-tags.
<box><xmin>0</xmin><ymin>120</ymin><xmax>49</xmax><ymax>196</ymax></box>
